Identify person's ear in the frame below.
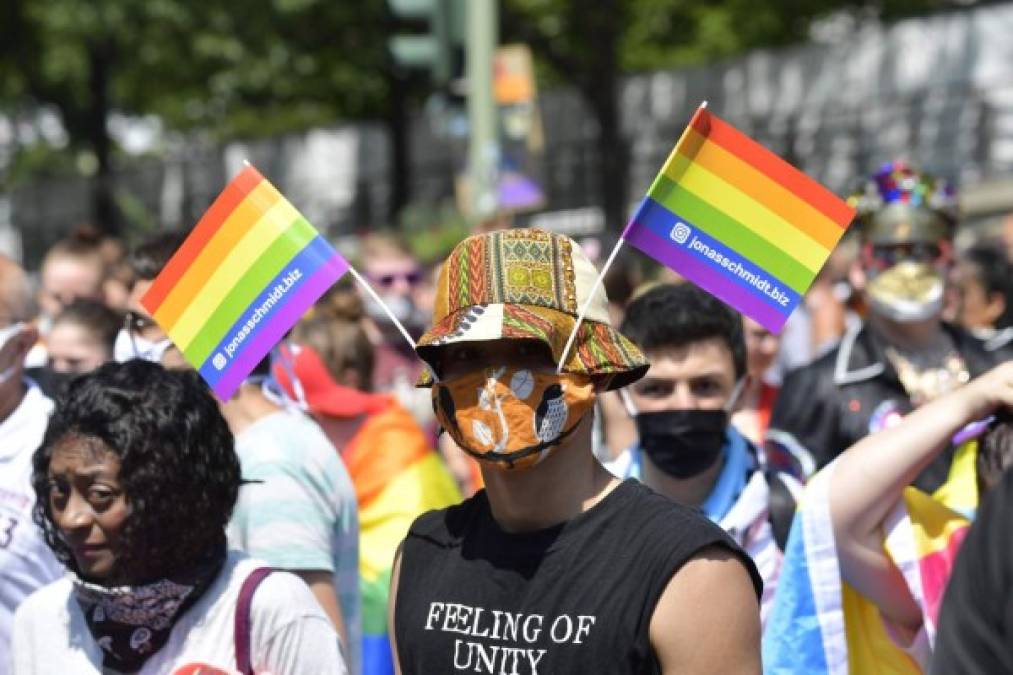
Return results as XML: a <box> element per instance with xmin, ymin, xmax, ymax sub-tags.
<box><xmin>849</xmin><ymin>256</ymin><xmax>867</xmax><ymax>293</ymax></box>
<box><xmin>938</xmin><ymin>239</ymin><xmax>955</xmax><ymax>266</ymax></box>
<box><xmin>985</xmin><ymin>291</ymin><xmax>1007</xmax><ymax>327</ymax></box>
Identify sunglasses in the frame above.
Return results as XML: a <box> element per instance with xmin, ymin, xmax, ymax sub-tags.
<box><xmin>371</xmin><ymin>270</ymin><xmax>422</xmax><ymax>288</ymax></box>
<box><xmin>870</xmin><ymin>243</ymin><xmax>943</xmax><ymax>269</ymax></box>
<box><xmin>124</xmin><ymin>310</ymin><xmax>157</xmax><ymax>334</ymax></box>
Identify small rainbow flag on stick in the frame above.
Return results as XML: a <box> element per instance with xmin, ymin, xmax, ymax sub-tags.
<box><xmin>141</xmin><ymin>164</ymin><xmax>350</xmax><ymax>399</ymax></box>
<box><xmin>623</xmin><ymin>103</ymin><xmax>855</xmax><ymax>333</ymax></box>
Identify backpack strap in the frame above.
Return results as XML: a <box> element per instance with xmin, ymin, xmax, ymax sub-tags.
<box><xmin>763</xmin><ymin>469</ymin><xmax>796</xmax><ymax>552</ymax></box>
<box><xmin>234</xmin><ymin>567</ymin><xmax>274</xmax><ymax>675</ymax></box>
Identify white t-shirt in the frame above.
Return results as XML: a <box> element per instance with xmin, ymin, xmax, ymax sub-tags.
<box><xmin>11</xmin><ymin>551</ymin><xmax>348</xmax><ymax>674</ymax></box>
<box><xmin>0</xmin><ymin>381</ymin><xmax>61</xmax><ymax>675</ymax></box>
<box><xmin>229</xmin><ymin>408</ymin><xmax>361</xmax><ymax>674</ymax></box>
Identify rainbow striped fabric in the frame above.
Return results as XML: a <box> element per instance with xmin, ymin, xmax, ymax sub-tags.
<box><xmin>141</xmin><ymin>165</ymin><xmax>349</xmax><ymax>399</ymax></box>
<box><xmin>762</xmin><ymin>461</ymin><xmax>971</xmax><ymax>674</ymax></box>
<box><xmin>623</xmin><ymin>105</ymin><xmax>855</xmax><ymax>333</ymax></box>
<box><xmin>342</xmin><ymin>398</ymin><xmax>462</xmax><ymax>675</ymax></box>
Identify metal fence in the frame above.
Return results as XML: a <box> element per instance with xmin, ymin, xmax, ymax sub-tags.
<box><xmin>8</xmin><ymin>2</ymin><xmax>1013</xmax><ymax>269</ymax></box>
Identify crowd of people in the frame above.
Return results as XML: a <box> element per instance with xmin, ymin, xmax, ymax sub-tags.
<box><xmin>2</xmin><ymin>159</ymin><xmax>1013</xmax><ymax>673</ymax></box>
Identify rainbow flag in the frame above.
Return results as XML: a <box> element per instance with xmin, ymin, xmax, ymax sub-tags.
<box><xmin>141</xmin><ymin>165</ymin><xmax>349</xmax><ymax>399</ymax></box>
<box><xmin>342</xmin><ymin>398</ymin><xmax>462</xmax><ymax>675</ymax></box>
<box><xmin>762</xmin><ymin>460</ymin><xmax>971</xmax><ymax>674</ymax></box>
<box><xmin>623</xmin><ymin>105</ymin><xmax>855</xmax><ymax>334</ymax></box>
<box><xmin>272</xmin><ymin>342</ymin><xmax>462</xmax><ymax>673</ymax></box>
<box><xmin>352</xmin><ymin>405</ymin><xmax>461</xmax><ymax>674</ymax></box>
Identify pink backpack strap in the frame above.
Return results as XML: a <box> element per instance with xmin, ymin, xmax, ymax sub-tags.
<box><xmin>234</xmin><ymin>567</ymin><xmax>274</xmax><ymax>675</ymax></box>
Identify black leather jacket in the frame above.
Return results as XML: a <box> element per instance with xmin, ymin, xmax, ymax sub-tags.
<box><xmin>769</xmin><ymin>322</ymin><xmax>999</xmax><ymax>493</ymax></box>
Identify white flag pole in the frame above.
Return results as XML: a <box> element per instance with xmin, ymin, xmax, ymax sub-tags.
<box><xmin>556</xmin><ymin>100</ymin><xmax>709</xmax><ymax>374</ymax></box>
<box><xmin>347</xmin><ymin>266</ymin><xmax>417</xmax><ymax>350</ymax></box>
<box><xmin>556</xmin><ymin>236</ymin><xmax>627</xmax><ymax>374</ymax></box>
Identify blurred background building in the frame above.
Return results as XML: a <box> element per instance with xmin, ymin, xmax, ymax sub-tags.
<box><xmin>3</xmin><ymin>1</ymin><xmax>1013</xmax><ymax>268</ymax></box>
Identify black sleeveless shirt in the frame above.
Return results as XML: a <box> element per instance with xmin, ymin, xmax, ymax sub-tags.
<box><xmin>394</xmin><ymin>479</ymin><xmax>761</xmax><ymax>675</ymax></box>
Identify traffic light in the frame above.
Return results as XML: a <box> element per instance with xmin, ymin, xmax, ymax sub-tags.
<box><xmin>387</xmin><ymin>0</ymin><xmax>464</xmax><ymax>86</ymax></box>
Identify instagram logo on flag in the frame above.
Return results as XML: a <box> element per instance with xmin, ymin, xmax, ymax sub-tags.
<box><xmin>670</xmin><ymin>221</ymin><xmax>692</xmax><ymax>244</ymax></box>
<box><xmin>212</xmin><ymin>353</ymin><xmax>227</xmax><ymax>371</ymax></box>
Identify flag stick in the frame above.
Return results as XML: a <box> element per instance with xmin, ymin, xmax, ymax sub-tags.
<box><xmin>347</xmin><ymin>266</ymin><xmax>417</xmax><ymax>350</ymax></box>
<box><xmin>556</xmin><ymin>100</ymin><xmax>709</xmax><ymax>374</ymax></box>
<box><xmin>557</xmin><ymin>235</ymin><xmax>627</xmax><ymax>373</ymax></box>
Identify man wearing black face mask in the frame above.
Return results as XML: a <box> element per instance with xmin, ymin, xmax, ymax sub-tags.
<box><xmin>607</xmin><ymin>283</ymin><xmax>801</xmax><ymax>629</ymax></box>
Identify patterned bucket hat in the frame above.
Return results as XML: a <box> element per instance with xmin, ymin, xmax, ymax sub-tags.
<box><xmin>415</xmin><ymin>228</ymin><xmax>648</xmax><ymax>390</ymax></box>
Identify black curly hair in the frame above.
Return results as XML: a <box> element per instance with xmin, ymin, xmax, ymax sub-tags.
<box><xmin>622</xmin><ymin>282</ymin><xmax>747</xmax><ymax>380</ymax></box>
<box><xmin>32</xmin><ymin>360</ymin><xmax>240</xmax><ymax>583</ymax></box>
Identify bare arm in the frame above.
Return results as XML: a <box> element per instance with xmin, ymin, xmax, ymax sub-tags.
<box><xmin>650</xmin><ymin>545</ymin><xmax>761</xmax><ymax>675</ymax></box>
<box><xmin>830</xmin><ymin>361</ymin><xmax>1013</xmax><ymax>634</ymax></box>
<box><xmin>388</xmin><ymin>543</ymin><xmax>404</xmax><ymax>675</ymax></box>
<box><xmin>291</xmin><ymin>570</ymin><xmax>348</xmax><ymax>655</ymax></box>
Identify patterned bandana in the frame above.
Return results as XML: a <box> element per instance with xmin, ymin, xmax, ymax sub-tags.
<box><xmin>72</xmin><ymin>545</ymin><xmax>225</xmax><ymax>673</ymax></box>
<box><xmin>416</xmin><ymin>228</ymin><xmax>648</xmax><ymax>390</ymax></box>
<box><xmin>433</xmin><ymin>366</ymin><xmax>595</xmax><ymax>471</ymax></box>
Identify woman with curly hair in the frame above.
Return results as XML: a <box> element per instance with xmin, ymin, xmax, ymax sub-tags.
<box><xmin>10</xmin><ymin>360</ymin><xmax>347</xmax><ymax>674</ymax></box>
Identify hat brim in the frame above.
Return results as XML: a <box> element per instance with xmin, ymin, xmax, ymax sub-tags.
<box><xmin>415</xmin><ymin>303</ymin><xmax>647</xmax><ymax>391</ymax></box>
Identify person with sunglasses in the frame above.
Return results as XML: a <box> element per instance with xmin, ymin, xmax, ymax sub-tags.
<box><xmin>769</xmin><ymin>162</ymin><xmax>997</xmax><ymax>493</ymax></box>
<box><xmin>0</xmin><ymin>254</ymin><xmax>63</xmax><ymax>675</ymax></box>
<box><xmin>358</xmin><ymin>235</ymin><xmax>433</xmax><ymax>428</ymax></box>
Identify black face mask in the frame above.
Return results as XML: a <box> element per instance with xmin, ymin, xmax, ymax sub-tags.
<box><xmin>635</xmin><ymin>409</ymin><xmax>728</xmax><ymax>479</ymax></box>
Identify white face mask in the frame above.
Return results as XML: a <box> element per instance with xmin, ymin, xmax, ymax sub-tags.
<box><xmin>113</xmin><ymin>328</ymin><xmax>173</xmax><ymax>364</ymax></box>
<box><xmin>0</xmin><ymin>323</ymin><xmax>25</xmax><ymax>385</ymax></box>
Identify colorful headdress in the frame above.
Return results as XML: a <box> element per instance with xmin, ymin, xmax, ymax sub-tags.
<box><xmin>848</xmin><ymin>161</ymin><xmax>958</xmax><ymax>245</ymax></box>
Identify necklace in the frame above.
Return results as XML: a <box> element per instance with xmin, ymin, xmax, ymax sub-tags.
<box><xmin>884</xmin><ymin>339</ymin><xmax>970</xmax><ymax>407</ymax></box>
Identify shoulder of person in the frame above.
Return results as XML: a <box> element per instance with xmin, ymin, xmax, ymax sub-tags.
<box><xmin>238</xmin><ymin>410</ymin><xmax>341</xmax><ymax>470</ymax></box>
<box><xmin>218</xmin><ymin>554</ymin><xmax>331</xmax><ymax>626</ymax></box>
<box><xmin>649</xmin><ymin>543</ymin><xmax>762</xmax><ymax>673</ymax></box>
<box><xmin>779</xmin><ymin>348</ymin><xmax>837</xmax><ymax>392</ymax></box>
<box><xmin>13</xmin><ymin>576</ymin><xmax>72</xmax><ymax>625</ymax></box>
<box><xmin>622</xmin><ymin>481</ymin><xmax>750</xmax><ymax>561</ymax></box>
<box><xmin>947</xmin><ymin>323</ymin><xmax>1003</xmax><ymax>374</ymax></box>
<box><xmin>405</xmin><ymin>490</ymin><xmax>485</xmax><ymax>543</ymax></box>
<box><xmin>249</xmin><ymin>568</ymin><xmax>331</xmax><ymax>622</ymax></box>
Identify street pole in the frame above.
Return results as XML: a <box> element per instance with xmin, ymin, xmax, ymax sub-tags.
<box><xmin>466</xmin><ymin>0</ymin><xmax>499</xmax><ymax>220</ymax></box>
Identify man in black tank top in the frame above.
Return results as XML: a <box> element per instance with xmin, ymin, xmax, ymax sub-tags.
<box><xmin>391</xmin><ymin>229</ymin><xmax>762</xmax><ymax>674</ymax></box>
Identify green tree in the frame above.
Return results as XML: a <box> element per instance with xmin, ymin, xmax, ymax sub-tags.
<box><xmin>0</xmin><ymin>0</ymin><xmax>401</xmax><ymax>232</ymax></box>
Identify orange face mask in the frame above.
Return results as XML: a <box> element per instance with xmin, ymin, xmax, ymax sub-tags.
<box><xmin>432</xmin><ymin>366</ymin><xmax>595</xmax><ymax>471</ymax></box>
